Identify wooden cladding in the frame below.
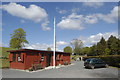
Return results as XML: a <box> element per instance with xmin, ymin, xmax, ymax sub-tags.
<box><xmin>9</xmin><ymin>53</ymin><xmax>13</xmax><ymax>61</ymax></box>
<box><xmin>21</xmin><ymin>53</ymin><xmax>24</xmax><ymax>62</ymax></box>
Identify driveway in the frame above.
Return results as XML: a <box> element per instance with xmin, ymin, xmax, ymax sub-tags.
<box><xmin>1</xmin><ymin>61</ymin><xmax>119</xmax><ymax>78</ymax></box>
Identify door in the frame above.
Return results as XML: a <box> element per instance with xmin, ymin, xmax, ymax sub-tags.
<box><xmin>98</xmin><ymin>59</ymin><xmax>105</xmax><ymax>67</ymax></box>
<box><xmin>94</xmin><ymin>59</ymin><xmax>104</xmax><ymax>67</ymax></box>
<box><xmin>92</xmin><ymin>59</ymin><xmax>99</xmax><ymax>67</ymax></box>
<box><xmin>46</xmin><ymin>53</ymin><xmax>51</xmax><ymax>67</ymax></box>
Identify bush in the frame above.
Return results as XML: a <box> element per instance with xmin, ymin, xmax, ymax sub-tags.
<box><xmin>71</xmin><ymin>55</ymin><xmax>81</xmax><ymax>61</ymax></box>
<box><xmin>0</xmin><ymin>57</ymin><xmax>8</xmax><ymax>59</ymax></box>
<box><xmin>83</xmin><ymin>55</ymin><xmax>120</xmax><ymax>68</ymax></box>
<box><xmin>28</xmin><ymin>67</ymin><xmax>33</xmax><ymax>71</ymax></box>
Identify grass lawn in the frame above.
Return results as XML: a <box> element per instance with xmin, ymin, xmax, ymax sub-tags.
<box><xmin>0</xmin><ymin>47</ymin><xmax>16</xmax><ymax>58</ymax></box>
<box><xmin>0</xmin><ymin>59</ymin><xmax>10</xmax><ymax>68</ymax></box>
<box><xmin>0</xmin><ymin>47</ymin><xmax>15</xmax><ymax>68</ymax></box>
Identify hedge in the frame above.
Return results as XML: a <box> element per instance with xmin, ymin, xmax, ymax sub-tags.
<box><xmin>0</xmin><ymin>57</ymin><xmax>8</xmax><ymax>59</ymax></box>
<box><xmin>83</xmin><ymin>55</ymin><xmax>120</xmax><ymax>68</ymax></box>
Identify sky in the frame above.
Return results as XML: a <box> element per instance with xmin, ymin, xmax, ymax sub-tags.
<box><xmin>1</xmin><ymin>2</ymin><xmax>119</xmax><ymax>51</ymax></box>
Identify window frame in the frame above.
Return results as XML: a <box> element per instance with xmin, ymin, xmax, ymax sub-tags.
<box><xmin>17</xmin><ymin>53</ymin><xmax>21</xmax><ymax>62</ymax></box>
<box><xmin>41</xmin><ymin>54</ymin><xmax>44</xmax><ymax>61</ymax></box>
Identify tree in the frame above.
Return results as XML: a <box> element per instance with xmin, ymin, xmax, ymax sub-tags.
<box><xmin>81</xmin><ymin>47</ymin><xmax>91</xmax><ymax>55</ymax></box>
<box><xmin>47</xmin><ymin>47</ymin><xmax>52</xmax><ymax>51</ymax></box>
<box><xmin>64</xmin><ymin>46</ymin><xmax>72</xmax><ymax>53</ymax></box>
<box><xmin>107</xmin><ymin>35</ymin><xmax>118</xmax><ymax>55</ymax></box>
<box><xmin>105</xmin><ymin>48</ymin><xmax>111</xmax><ymax>55</ymax></box>
<box><xmin>96</xmin><ymin>37</ymin><xmax>107</xmax><ymax>55</ymax></box>
<box><xmin>117</xmin><ymin>38</ymin><xmax>120</xmax><ymax>55</ymax></box>
<box><xmin>10</xmin><ymin>28</ymin><xmax>28</xmax><ymax>49</ymax></box>
<box><xmin>89</xmin><ymin>44</ymin><xmax>97</xmax><ymax>56</ymax></box>
<box><xmin>70</xmin><ymin>39</ymin><xmax>83</xmax><ymax>55</ymax></box>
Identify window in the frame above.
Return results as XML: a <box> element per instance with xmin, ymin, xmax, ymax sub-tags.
<box><xmin>18</xmin><ymin>54</ymin><xmax>21</xmax><ymax>62</ymax></box>
<box><xmin>98</xmin><ymin>59</ymin><xmax>104</xmax><ymax>63</ymax></box>
<box><xmin>85</xmin><ymin>59</ymin><xmax>90</xmax><ymax>62</ymax></box>
<box><xmin>41</xmin><ymin>54</ymin><xmax>44</xmax><ymax>61</ymax></box>
<box><xmin>13</xmin><ymin>54</ymin><xmax>16</xmax><ymax>62</ymax></box>
<box><xmin>92</xmin><ymin>59</ymin><xmax>97</xmax><ymax>63</ymax></box>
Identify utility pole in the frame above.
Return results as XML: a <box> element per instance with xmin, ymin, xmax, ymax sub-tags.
<box><xmin>53</xmin><ymin>17</ymin><xmax>56</xmax><ymax>68</ymax></box>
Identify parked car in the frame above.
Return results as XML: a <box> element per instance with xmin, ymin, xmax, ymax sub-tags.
<box><xmin>84</xmin><ymin>58</ymin><xmax>109</xmax><ymax>69</ymax></box>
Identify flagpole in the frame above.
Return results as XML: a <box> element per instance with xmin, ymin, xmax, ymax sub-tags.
<box><xmin>53</xmin><ymin>17</ymin><xmax>56</xmax><ymax>68</ymax></box>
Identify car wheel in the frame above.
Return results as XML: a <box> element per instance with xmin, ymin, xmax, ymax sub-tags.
<box><xmin>84</xmin><ymin>66</ymin><xmax>87</xmax><ymax>69</ymax></box>
<box><xmin>105</xmin><ymin>64</ymin><xmax>109</xmax><ymax>68</ymax></box>
<box><xmin>90</xmin><ymin>65</ymin><xmax>95</xmax><ymax>69</ymax></box>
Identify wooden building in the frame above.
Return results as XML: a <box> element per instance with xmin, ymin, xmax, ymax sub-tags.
<box><xmin>7</xmin><ymin>49</ymin><xmax>71</xmax><ymax>70</ymax></box>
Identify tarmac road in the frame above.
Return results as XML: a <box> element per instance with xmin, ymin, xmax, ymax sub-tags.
<box><xmin>1</xmin><ymin>61</ymin><xmax>119</xmax><ymax>78</ymax></box>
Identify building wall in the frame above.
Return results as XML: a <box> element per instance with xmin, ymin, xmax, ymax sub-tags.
<box><xmin>25</xmin><ymin>52</ymin><xmax>47</xmax><ymax>69</ymax></box>
<box><xmin>9</xmin><ymin>51</ymin><xmax>71</xmax><ymax>70</ymax></box>
<box><xmin>50</xmin><ymin>53</ymin><xmax>71</xmax><ymax>66</ymax></box>
<box><xmin>9</xmin><ymin>53</ymin><xmax>26</xmax><ymax>70</ymax></box>
<box><xmin>10</xmin><ymin>62</ymin><xmax>25</xmax><ymax>69</ymax></box>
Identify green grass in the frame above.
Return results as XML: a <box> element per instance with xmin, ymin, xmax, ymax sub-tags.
<box><xmin>0</xmin><ymin>59</ymin><xmax>10</xmax><ymax>68</ymax></box>
<box><xmin>0</xmin><ymin>47</ymin><xmax>16</xmax><ymax>58</ymax></box>
<box><xmin>0</xmin><ymin>47</ymin><xmax>16</xmax><ymax>68</ymax></box>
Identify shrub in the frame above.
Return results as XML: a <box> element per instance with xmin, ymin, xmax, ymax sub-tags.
<box><xmin>0</xmin><ymin>57</ymin><xmax>8</xmax><ymax>59</ymax></box>
<box><xmin>28</xmin><ymin>67</ymin><xmax>33</xmax><ymax>71</ymax></box>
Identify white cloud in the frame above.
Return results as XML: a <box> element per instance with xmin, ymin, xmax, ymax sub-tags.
<box><xmin>41</xmin><ymin>21</ymin><xmax>51</xmax><ymax>31</ymax></box>
<box><xmin>71</xmin><ymin>8</ymin><xmax>80</xmax><ymax>13</ymax></box>
<box><xmin>78</xmin><ymin>31</ymin><xmax>118</xmax><ymax>47</ymax></box>
<box><xmin>59</xmin><ymin>10</ymin><xmax>67</xmax><ymax>14</ymax></box>
<box><xmin>56</xmin><ymin>7</ymin><xmax>67</xmax><ymax>14</ymax></box>
<box><xmin>24</xmin><ymin>43</ymin><xmax>53</xmax><ymax>50</ymax></box>
<box><xmin>57</xmin><ymin>13</ymin><xmax>85</xmax><ymax>30</ymax></box>
<box><xmin>83</xmin><ymin>2</ymin><xmax>104</xmax><ymax>8</ymax></box>
<box><xmin>2</xmin><ymin>3</ymin><xmax>51</xmax><ymax>31</ymax></box>
<box><xmin>56</xmin><ymin>7</ymin><xmax>80</xmax><ymax>14</ymax></box>
<box><xmin>56</xmin><ymin>41</ymin><xmax>69</xmax><ymax>46</ymax></box>
<box><xmin>57</xmin><ymin>13</ymin><xmax>98</xmax><ymax>30</ymax></box>
<box><xmin>42</xmin><ymin>26</ymin><xmax>51</xmax><ymax>31</ymax></box>
<box><xmin>85</xmin><ymin>15</ymin><xmax>98</xmax><ymax>24</ymax></box>
<box><xmin>24</xmin><ymin>41</ymin><xmax>68</xmax><ymax>52</ymax></box>
<box><xmin>57</xmin><ymin>6</ymin><xmax>118</xmax><ymax>30</ymax></box>
<box><xmin>2</xmin><ymin>3</ymin><xmax>48</xmax><ymax>22</ymax></box>
<box><xmin>20</xmin><ymin>20</ymin><xmax>25</xmax><ymax>23</ymax></box>
<box><xmin>96</xmin><ymin>6</ymin><xmax>118</xmax><ymax>23</ymax></box>
<box><xmin>0</xmin><ymin>42</ymin><xmax>8</xmax><ymax>47</ymax></box>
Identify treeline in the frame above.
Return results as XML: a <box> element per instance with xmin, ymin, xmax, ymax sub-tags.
<box><xmin>81</xmin><ymin>35</ymin><xmax>120</xmax><ymax>56</ymax></box>
<box><xmin>64</xmin><ymin>35</ymin><xmax>120</xmax><ymax>56</ymax></box>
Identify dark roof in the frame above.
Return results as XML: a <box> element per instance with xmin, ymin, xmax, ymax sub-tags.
<box><xmin>7</xmin><ymin>49</ymin><xmax>71</xmax><ymax>54</ymax></box>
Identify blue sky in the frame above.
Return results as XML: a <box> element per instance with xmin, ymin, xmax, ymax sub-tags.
<box><xmin>1</xmin><ymin>2</ymin><xmax>118</xmax><ymax>51</ymax></box>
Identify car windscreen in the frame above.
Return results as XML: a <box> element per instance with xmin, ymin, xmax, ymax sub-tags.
<box><xmin>85</xmin><ymin>59</ymin><xmax>91</xmax><ymax>62</ymax></box>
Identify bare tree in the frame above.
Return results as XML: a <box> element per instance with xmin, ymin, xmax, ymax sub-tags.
<box><xmin>70</xmin><ymin>39</ymin><xmax>83</xmax><ymax>55</ymax></box>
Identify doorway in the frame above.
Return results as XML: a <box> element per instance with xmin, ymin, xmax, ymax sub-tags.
<box><xmin>46</xmin><ymin>53</ymin><xmax>51</xmax><ymax>67</ymax></box>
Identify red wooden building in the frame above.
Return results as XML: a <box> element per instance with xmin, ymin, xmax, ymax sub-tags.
<box><xmin>7</xmin><ymin>49</ymin><xmax>71</xmax><ymax>70</ymax></box>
